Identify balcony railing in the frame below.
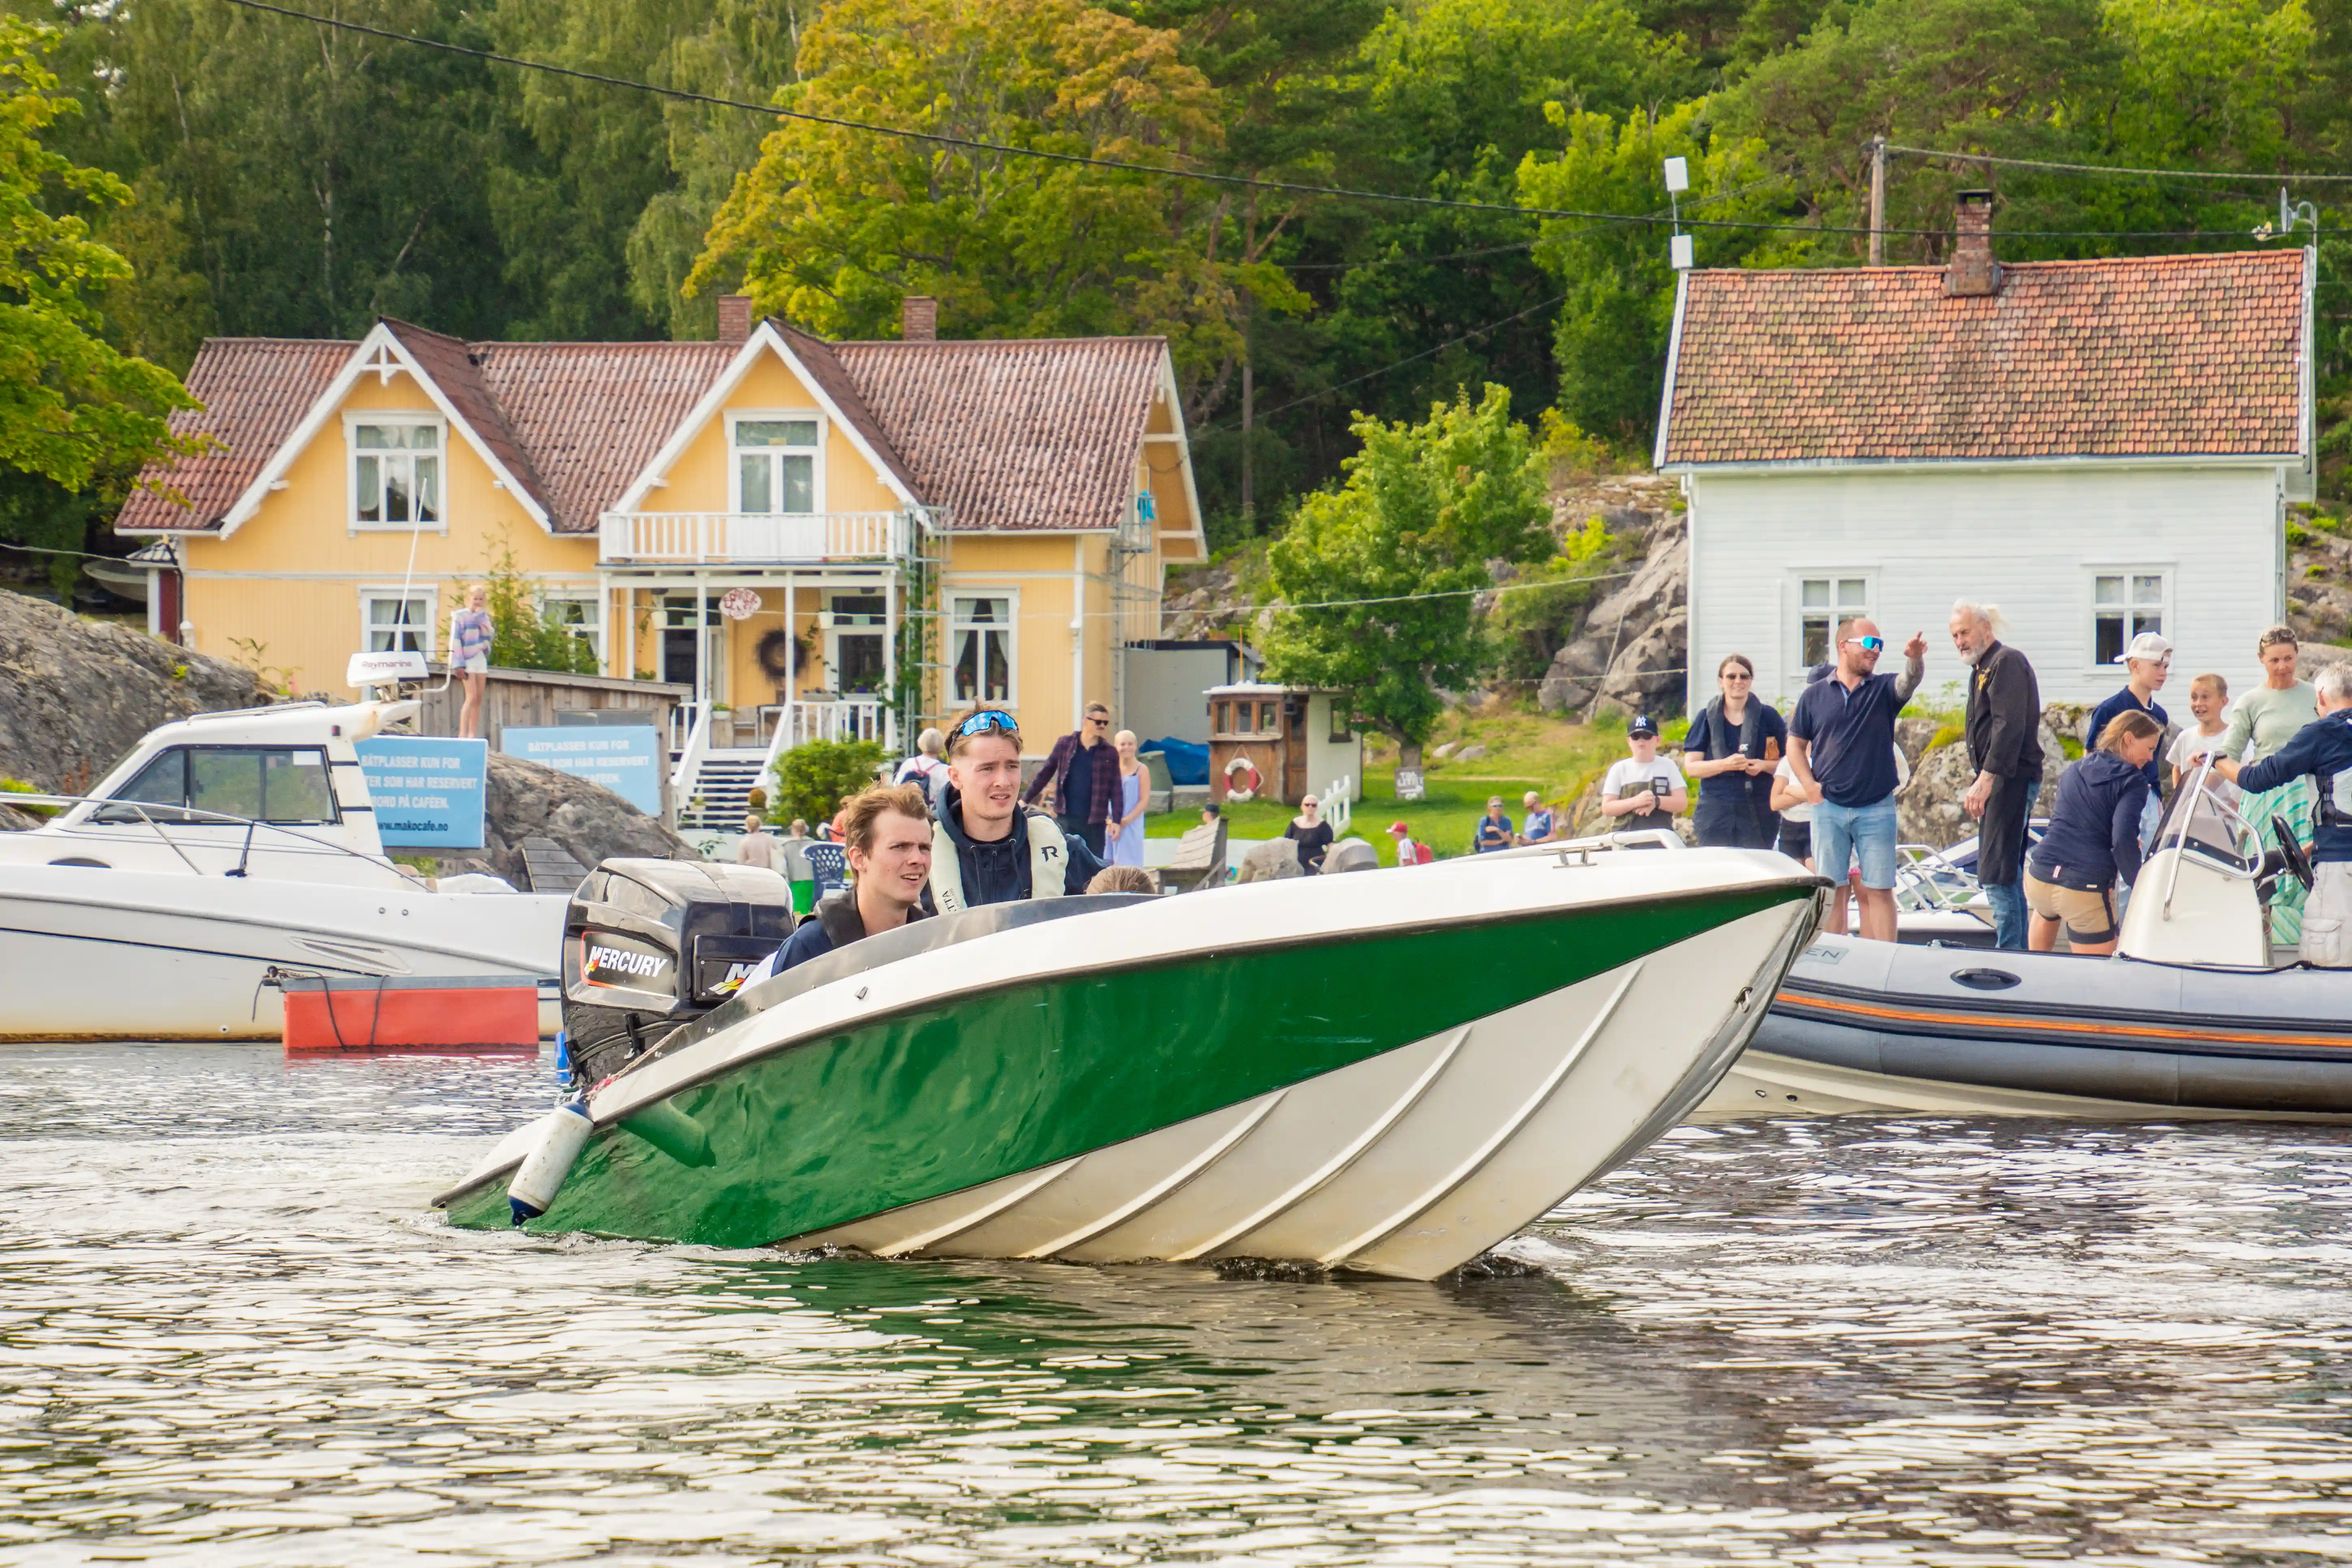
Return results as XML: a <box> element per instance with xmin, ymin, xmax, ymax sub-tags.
<box><xmin>599</xmin><ymin>510</ymin><xmax>915</xmax><ymax>566</ymax></box>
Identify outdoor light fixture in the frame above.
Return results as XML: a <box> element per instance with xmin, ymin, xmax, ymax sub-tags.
<box><xmin>1664</xmin><ymin>157</ymin><xmax>1692</xmax><ymax>269</ymax></box>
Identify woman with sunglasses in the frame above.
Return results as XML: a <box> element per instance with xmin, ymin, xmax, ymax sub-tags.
<box><xmin>1680</xmin><ymin>654</ymin><xmax>1785</xmax><ymax>849</ymax></box>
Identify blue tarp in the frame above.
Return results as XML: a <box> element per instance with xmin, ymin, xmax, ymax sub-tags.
<box><xmin>1147</xmin><ymin>737</ymin><xmax>1209</xmax><ymax>785</ymax></box>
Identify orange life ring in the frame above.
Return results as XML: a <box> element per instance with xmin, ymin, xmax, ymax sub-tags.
<box><xmin>1223</xmin><ymin>755</ymin><xmax>1262</xmax><ymax>802</ymax></box>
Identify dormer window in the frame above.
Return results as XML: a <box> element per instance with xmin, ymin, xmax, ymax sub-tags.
<box><xmin>348</xmin><ymin>416</ymin><xmax>442</xmax><ymax>530</ymax></box>
<box><xmin>731</xmin><ymin>415</ymin><xmax>820</xmax><ymax>514</ymax></box>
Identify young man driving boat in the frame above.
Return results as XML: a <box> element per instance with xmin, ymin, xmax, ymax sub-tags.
<box><xmin>740</xmin><ymin>783</ymin><xmax>936</xmax><ymax>984</ymax></box>
<box><xmin>931</xmin><ymin>708</ymin><xmax>1105</xmax><ymax>910</ymax></box>
<box><xmin>2212</xmin><ymin>662</ymin><xmax>2352</xmax><ymax>968</ymax></box>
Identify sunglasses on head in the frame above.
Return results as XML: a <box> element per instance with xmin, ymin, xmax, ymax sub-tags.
<box><xmin>1845</xmin><ymin>635</ymin><xmax>1886</xmax><ymax>653</ymax></box>
<box><xmin>954</xmin><ymin>710</ymin><xmax>1019</xmax><ymax>739</ymax></box>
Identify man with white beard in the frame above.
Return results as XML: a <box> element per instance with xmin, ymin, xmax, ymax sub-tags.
<box><xmin>1950</xmin><ymin>600</ymin><xmax>2045</xmax><ymax>951</ymax></box>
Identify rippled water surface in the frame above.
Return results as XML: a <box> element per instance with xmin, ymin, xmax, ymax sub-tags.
<box><xmin>4</xmin><ymin>1044</ymin><xmax>2352</xmax><ymax>1564</ymax></box>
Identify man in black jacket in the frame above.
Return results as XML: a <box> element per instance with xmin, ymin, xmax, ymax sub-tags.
<box><xmin>1951</xmin><ymin>600</ymin><xmax>2045</xmax><ymax>950</ymax></box>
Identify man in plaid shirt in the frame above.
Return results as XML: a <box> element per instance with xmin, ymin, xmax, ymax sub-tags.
<box><xmin>1023</xmin><ymin>702</ymin><xmax>1118</xmax><ymax>856</ymax></box>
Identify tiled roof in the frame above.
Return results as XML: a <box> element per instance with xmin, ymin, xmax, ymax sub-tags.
<box><xmin>117</xmin><ymin>339</ymin><xmax>354</xmax><ymax>531</ymax></box>
<box><xmin>833</xmin><ymin>336</ymin><xmax>1166</xmax><ymax>531</ymax></box>
<box><xmin>1658</xmin><ymin>249</ymin><xmax>2308</xmax><ymax>467</ymax></box>
<box><xmin>121</xmin><ymin>321</ymin><xmax>1170</xmax><ymax>535</ymax></box>
<box><xmin>472</xmin><ymin>340</ymin><xmax>734</xmax><ymax>532</ymax></box>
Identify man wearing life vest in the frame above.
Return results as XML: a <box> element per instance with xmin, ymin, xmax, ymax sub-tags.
<box><xmin>930</xmin><ymin>708</ymin><xmax>1105</xmax><ymax>910</ymax></box>
<box><xmin>2214</xmin><ymin>662</ymin><xmax>2352</xmax><ymax>968</ymax></box>
<box><xmin>736</xmin><ymin>782</ymin><xmax>935</xmax><ymax>986</ymax></box>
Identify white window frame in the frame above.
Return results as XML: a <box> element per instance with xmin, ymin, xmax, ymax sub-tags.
<box><xmin>539</xmin><ymin>588</ymin><xmax>604</xmax><ymax>663</ymax></box>
<box><xmin>358</xmin><ymin>584</ymin><xmax>438</xmax><ymax>658</ymax></box>
<box><xmin>949</xmin><ymin>588</ymin><xmax>1019</xmax><ymax>710</ymax></box>
<box><xmin>726</xmin><ymin>411</ymin><xmax>826</xmax><ymax>516</ymax></box>
<box><xmin>344</xmin><ymin>412</ymin><xmax>447</xmax><ymax>533</ymax></box>
<box><xmin>1793</xmin><ymin>573</ymin><xmax>1873</xmax><ymax>674</ymax></box>
<box><xmin>2087</xmin><ymin>567</ymin><xmax>2170</xmax><ymax>673</ymax></box>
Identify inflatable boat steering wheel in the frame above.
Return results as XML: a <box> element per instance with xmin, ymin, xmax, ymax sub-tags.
<box><xmin>2272</xmin><ymin>815</ymin><xmax>2316</xmax><ymax>891</ymax></box>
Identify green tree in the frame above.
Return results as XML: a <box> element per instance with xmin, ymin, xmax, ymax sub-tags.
<box><xmin>0</xmin><ymin>15</ymin><xmax>203</xmax><ymax>587</ymax></box>
<box><xmin>691</xmin><ymin>0</ymin><xmax>1299</xmax><ymax>389</ymax></box>
<box><xmin>1262</xmin><ymin>386</ymin><xmax>1551</xmax><ymax>768</ymax></box>
<box><xmin>478</xmin><ymin>539</ymin><xmax>597</xmax><ymax>674</ymax></box>
<box><xmin>1517</xmin><ymin>100</ymin><xmax>1772</xmax><ymax>446</ymax></box>
<box><xmin>769</xmin><ymin>738</ymin><xmax>888</xmax><ymax>828</ymax></box>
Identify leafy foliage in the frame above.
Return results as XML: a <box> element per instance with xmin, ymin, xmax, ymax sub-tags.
<box><xmin>479</xmin><ymin>539</ymin><xmax>598</xmax><ymax>674</ymax></box>
<box><xmin>1262</xmin><ymin>386</ymin><xmax>1551</xmax><ymax>748</ymax></box>
<box><xmin>769</xmin><ymin>737</ymin><xmax>889</xmax><ymax>828</ymax></box>
<box><xmin>0</xmin><ymin>17</ymin><xmax>201</xmax><ymax>510</ymax></box>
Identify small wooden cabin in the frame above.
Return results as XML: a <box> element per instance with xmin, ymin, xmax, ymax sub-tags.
<box><xmin>1206</xmin><ymin>683</ymin><xmax>1362</xmax><ymax>807</ymax></box>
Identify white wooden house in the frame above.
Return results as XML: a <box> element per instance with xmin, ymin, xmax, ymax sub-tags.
<box><xmin>1655</xmin><ymin>193</ymin><xmax>2314</xmax><ymax>710</ymax></box>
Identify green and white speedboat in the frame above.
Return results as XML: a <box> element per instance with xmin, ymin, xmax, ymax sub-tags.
<box><xmin>438</xmin><ymin>844</ymin><xmax>1823</xmax><ymax>1280</ymax></box>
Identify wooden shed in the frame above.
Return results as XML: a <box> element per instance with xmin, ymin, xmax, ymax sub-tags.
<box><xmin>1206</xmin><ymin>683</ymin><xmax>1362</xmax><ymax>808</ymax></box>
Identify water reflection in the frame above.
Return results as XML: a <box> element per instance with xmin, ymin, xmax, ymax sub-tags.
<box><xmin>0</xmin><ymin>1045</ymin><xmax>2348</xmax><ymax>1563</ymax></box>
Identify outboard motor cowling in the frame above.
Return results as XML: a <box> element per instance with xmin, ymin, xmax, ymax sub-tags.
<box><xmin>561</xmin><ymin>858</ymin><xmax>797</xmax><ymax>1087</ymax></box>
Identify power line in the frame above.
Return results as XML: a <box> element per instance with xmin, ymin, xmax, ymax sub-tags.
<box><xmin>211</xmin><ymin>0</ymin><xmax>2292</xmax><ymax>244</ymax></box>
<box><xmin>1195</xmin><ymin>291</ymin><xmax>1569</xmax><ymax>437</ymax></box>
<box><xmin>1887</xmin><ymin>142</ymin><xmax>2352</xmax><ymax>185</ymax></box>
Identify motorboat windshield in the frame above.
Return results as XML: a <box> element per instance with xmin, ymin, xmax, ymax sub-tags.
<box><xmin>605</xmin><ymin>894</ymin><xmax>1158</xmax><ymax>1084</ymax></box>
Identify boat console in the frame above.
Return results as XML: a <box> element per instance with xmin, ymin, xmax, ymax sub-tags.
<box><xmin>2119</xmin><ymin>761</ymin><xmax>2289</xmax><ymax>970</ymax></box>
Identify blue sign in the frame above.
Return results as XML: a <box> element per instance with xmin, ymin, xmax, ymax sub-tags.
<box><xmin>501</xmin><ymin>726</ymin><xmax>664</xmax><ymax>816</ymax></box>
<box><xmin>356</xmin><ymin>736</ymin><xmax>488</xmax><ymax>848</ymax></box>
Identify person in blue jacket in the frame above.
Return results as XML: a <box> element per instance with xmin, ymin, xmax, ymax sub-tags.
<box><xmin>2214</xmin><ymin>662</ymin><xmax>2352</xmax><ymax>967</ymax></box>
<box><xmin>2022</xmin><ymin>710</ymin><xmax>2162</xmax><ymax>956</ymax></box>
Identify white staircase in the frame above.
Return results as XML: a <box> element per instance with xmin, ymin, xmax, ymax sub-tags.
<box><xmin>678</xmin><ymin>751</ymin><xmax>768</xmax><ymax>835</ymax></box>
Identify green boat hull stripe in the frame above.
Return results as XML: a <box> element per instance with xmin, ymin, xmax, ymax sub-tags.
<box><xmin>446</xmin><ymin>881</ymin><xmax>1808</xmax><ymax>1247</ymax></box>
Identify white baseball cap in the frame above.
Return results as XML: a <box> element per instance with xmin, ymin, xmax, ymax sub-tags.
<box><xmin>2115</xmin><ymin>632</ymin><xmax>2173</xmax><ymax>665</ymax></box>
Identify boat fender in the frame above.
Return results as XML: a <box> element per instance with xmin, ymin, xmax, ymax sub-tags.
<box><xmin>927</xmin><ymin>808</ymin><xmax>1068</xmax><ymax>913</ymax></box>
<box><xmin>616</xmin><ymin>1100</ymin><xmax>715</xmax><ymax>1167</ymax></box>
<box><xmin>507</xmin><ymin>1100</ymin><xmax>593</xmax><ymax>1226</ymax></box>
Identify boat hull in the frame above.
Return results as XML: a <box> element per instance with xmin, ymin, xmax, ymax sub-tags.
<box><xmin>1698</xmin><ymin>935</ymin><xmax>2352</xmax><ymax>1122</ymax></box>
<box><xmin>0</xmin><ymin>865</ymin><xmax>565</xmax><ymax>1041</ymax></box>
<box><xmin>441</xmin><ymin>853</ymin><xmax>1822</xmax><ymax>1279</ymax></box>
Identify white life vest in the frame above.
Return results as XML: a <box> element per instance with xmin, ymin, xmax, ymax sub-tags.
<box><xmin>927</xmin><ymin>808</ymin><xmax>1069</xmax><ymax>913</ymax></box>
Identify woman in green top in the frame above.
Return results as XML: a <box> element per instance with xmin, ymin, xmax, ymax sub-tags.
<box><xmin>2219</xmin><ymin>625</ymin><xmax>2321</xmax><ymax>945</ymax></box>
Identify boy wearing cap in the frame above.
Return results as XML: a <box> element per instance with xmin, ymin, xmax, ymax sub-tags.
<box><xmin>1387</xmin><ymin>821</ymin><xmax>1431</xmax><ymax>866</ymax></box>
<box><xmin>1600</xmin><ymin>714</ymin><xmax>1690</xmax><ymax>824</ymax></box>
<box><xmin>2087</xmin><ymin>631</ymin><xmax>2173</xmax><ymax>854</ymax></box>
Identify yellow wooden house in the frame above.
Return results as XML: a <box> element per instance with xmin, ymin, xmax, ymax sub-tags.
<box><xmin>119</xmin><ymin>296</ymin><xmax>1206</xmax><ymax>825</ymax></box>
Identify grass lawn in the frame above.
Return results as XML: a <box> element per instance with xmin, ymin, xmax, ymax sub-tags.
<box><xmin>1145</xmin><ymin>701</ymin><xmax>1639</xmax><ymax>864</ymax></box>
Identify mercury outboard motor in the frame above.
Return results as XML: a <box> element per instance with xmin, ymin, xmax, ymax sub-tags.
<box><xmin>561</xmin><ymin>858</ymin><xmax>798</xmax><ymax>1087</ymax></box>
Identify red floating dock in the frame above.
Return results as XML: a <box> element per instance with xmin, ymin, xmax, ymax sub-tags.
<box><xmin>281</xmin><ymin>973</ymin><xmax>542</xmax><ymax>1054</ymax></box>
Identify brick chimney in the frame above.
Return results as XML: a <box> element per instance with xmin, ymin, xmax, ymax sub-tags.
<box><xmin>902</xmin><ymin>295</ymin><xmax>939</xmax><ymax>342</ymax></box>
<box><xmin>716</xmin><ymin>293</ymin><xmax>752</xmax><ymax>345</ymax></box>
<box><xmin>1944</xmin><ymin>190</ymin><xmax>1999</xmax><ymax>298</ymax></box>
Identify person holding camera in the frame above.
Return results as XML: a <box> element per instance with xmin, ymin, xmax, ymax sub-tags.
<box><xmin>1600</xmin><ymin>714</ymin><xmax>1689</xmax><ymax>827</ymax></box>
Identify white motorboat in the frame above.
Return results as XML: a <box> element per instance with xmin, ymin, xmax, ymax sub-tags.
<box><xmin>437</xmin><ymin>841</ymin><xmax>1824</xmax><ymax>1281</ymax></box>
<box><xmin>0</xmin><ymin>698</ymin><xmax>565</xmax><ymax>1041</ymax></box>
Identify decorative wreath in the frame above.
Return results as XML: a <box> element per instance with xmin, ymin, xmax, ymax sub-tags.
<box><xmin>1223</xmin><ymin>755</ymin><xmax>1262</xmax><ymax>802</ymax></box>
<box><xmin>755</xmin><ymin>628</ymin><xmax>811</xmax><ymax>682</ymax></box>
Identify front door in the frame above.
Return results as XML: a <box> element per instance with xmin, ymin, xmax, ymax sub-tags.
<box><xmin>1282</xmin><ymin>696</ymin><xmax>1309</xmax><ymax>804</ymax></box>
<box><xmin>659</xmin><ymin>596</ymin><xmax>726</xmax><ymax>705</ymax></box>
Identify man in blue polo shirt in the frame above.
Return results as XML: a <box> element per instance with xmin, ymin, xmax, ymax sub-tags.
<box><xmin>1788</xmin><ymin>617</ymin><xmax>1927</xmax><ymax>943</ymax></box>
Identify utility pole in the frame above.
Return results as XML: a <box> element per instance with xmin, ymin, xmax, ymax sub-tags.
<box><xmin>1867</xmin><ymin>136</ymin><xmax>1887</xmax><ymax>266</ymax></box>
<box><xmin>1239</xmin><ymin>347</ymin><xmax>1255</xmax><ymax>533</ymax></box>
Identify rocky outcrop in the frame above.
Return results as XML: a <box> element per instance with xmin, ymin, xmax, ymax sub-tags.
<box><xmin>421</xmin><ymin>753</ymin><xmax>695</xmax><ymax>886</ymax></box>
<box><xmin>1536</xmin><ymin>479</ymin><xmax>1689</xmax><ymax>720</ymax></box>
<box><xmin>1897</xmin><ymin>723</ymin><xmax>2067</xmax><ymax>850</ymax></box>
<box><xmin>2287</xmin><ymin>514</ymin><xmax>2352</xmax><ymax>649</ymax></box>
<box><xmin>0</xmin><ymin>589</ymin><xmax>267</xmax><ymax>792</ymax></box>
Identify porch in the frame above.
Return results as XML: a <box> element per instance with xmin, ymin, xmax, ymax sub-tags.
<box><xmin>599</xmin><ymin>508</ymin><xmax>942</xmax><ymax>833</ymax></box>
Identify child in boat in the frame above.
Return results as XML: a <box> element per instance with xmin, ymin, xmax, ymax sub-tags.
<box><xmin>2167</xmin><ymin>673</ymin><xmax>2238</xmax><ymax>806</ymax></box>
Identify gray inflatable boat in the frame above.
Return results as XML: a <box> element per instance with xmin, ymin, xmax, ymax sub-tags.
<box><xmin>1701</xmin><ymin>764</ymin><xmax>2352</xmax><ymax>1121</ymax></box>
